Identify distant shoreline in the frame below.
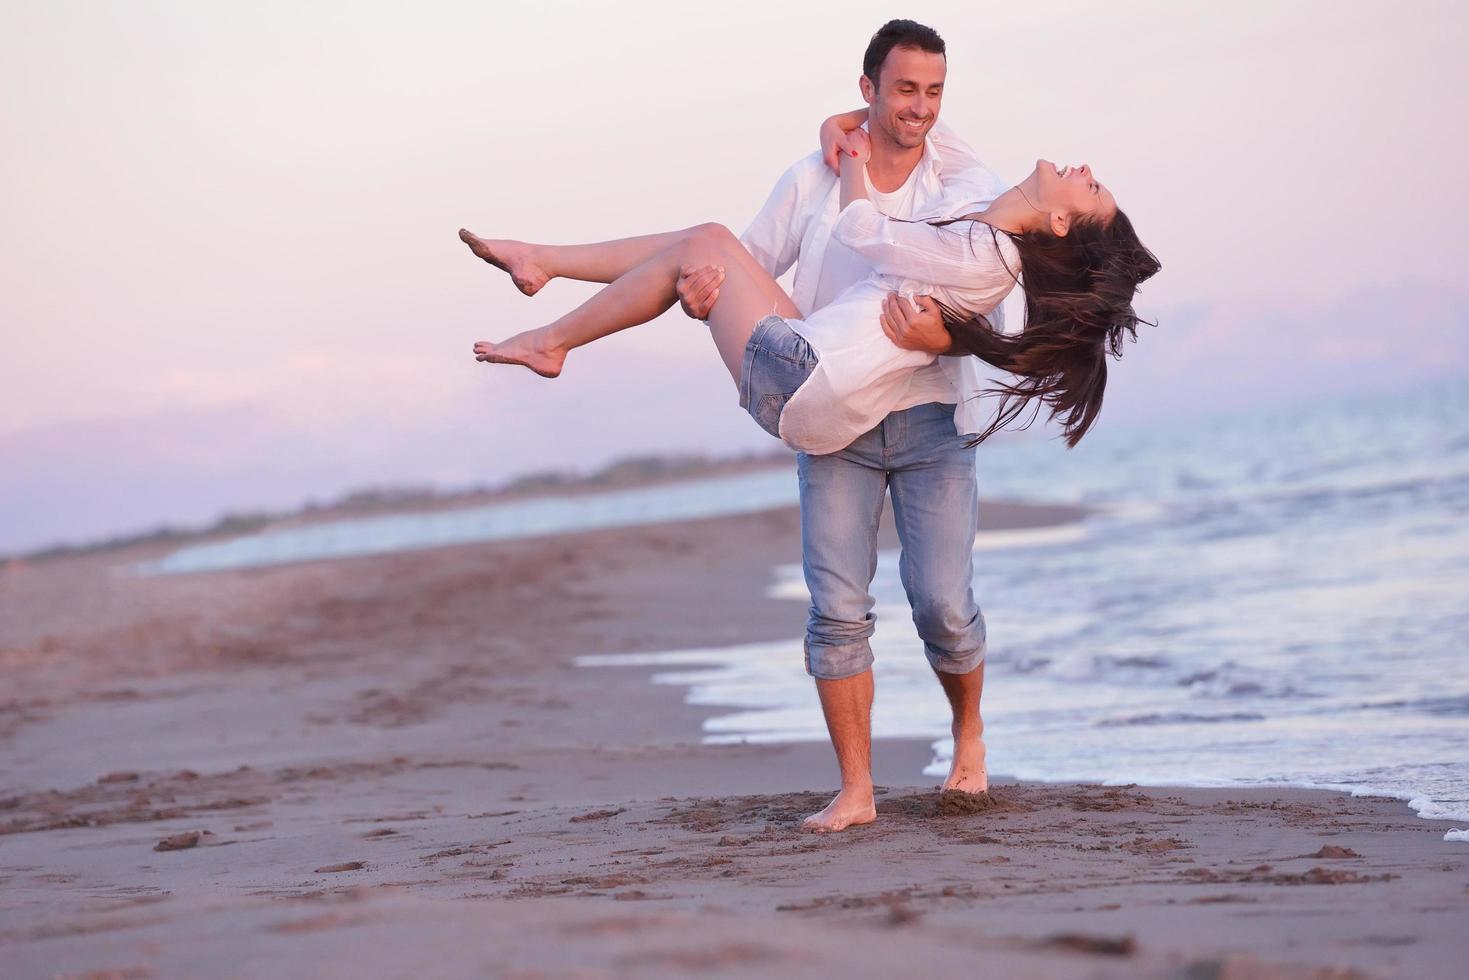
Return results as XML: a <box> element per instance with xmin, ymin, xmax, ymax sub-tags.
<box><xmin>2</xmin><ymin>448</ymin><xmax>798</xmax><ymax>565</ymax></box>
<box><xmin>11</xmin><ymin>444</ymin><xmax>1096</xmax><ymax>571</ymax></box>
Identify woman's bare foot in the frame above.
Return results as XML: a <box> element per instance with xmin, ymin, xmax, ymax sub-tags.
<box><xmin>942</xmin><ymin>724</ymin><xmax>988</xmax><ymax>794</ymax></box>
<box><xmin>472</xmin><ymin>329</ymin><xmax>567</xmax><ymax>379</ymax></box>
<box><xmin>801</xmin><ymin>787</ymin><xmax>877</xmax><ymax>833</ymax></box>
<box><xmin>459</xmin><ymin>229</ymin><xmax>550</xmax><ymax>297</ymax></box>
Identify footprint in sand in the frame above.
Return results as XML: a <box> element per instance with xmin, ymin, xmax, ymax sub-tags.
<box><xmin>314</xmin><ymin>861</ymin><xmax>366</xmax><ymax>873</ymax></box>
<box><xmin>154</xmin><ymin>830</ymin><xmax>220</xmax><ymax>851</ymax></box>
<box><xmin>935</xmin><ymin>789</ymin><xmax>1001</xmax><ymax>815</ymax></box>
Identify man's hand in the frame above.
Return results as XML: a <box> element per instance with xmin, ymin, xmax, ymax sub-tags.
<box><xmin>677</xmin><ymin>264</ymin><xmax>724</xmax><ymax>320</ymax></box>
<box><xmin>880</xmin><ymin>292</ymin><xmax>955</xmax><ymax>355</ymax></box>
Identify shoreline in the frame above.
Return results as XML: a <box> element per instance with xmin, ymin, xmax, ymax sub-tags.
<box><xmin>4</xmin><ymin>452</ymin><xmax>802</xmax><ymax>566</ymax></box>
<box><xmin>586</xmin><ymin>653</ymin><xmax>1466</xmax><ymax>834</ymax></box>
<box><xmin>2</xmin><ymin>495</ymin><xmax>1466</xmax><ymax>978</ymax></box>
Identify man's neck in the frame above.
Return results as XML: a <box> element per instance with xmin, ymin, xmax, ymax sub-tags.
<box><xmin>864</xmin><ymin>127</ymin><xmax>926</xmax><ymax>194</ymax></box>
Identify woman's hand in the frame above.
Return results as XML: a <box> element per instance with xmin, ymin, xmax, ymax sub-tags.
<box><xmin>837</xmin><ymin>128</ymin><xmax>872</xmax><ymax>209</ymax></box>
<box><xmin>820</xmin><ymin>108</ymin><xmax>870</xmax><ymax>173</ymax></box>
<box><xmin>841</xmin><ymin>127</ymin><xmax>872</xmax><ymax>167</ymax></box>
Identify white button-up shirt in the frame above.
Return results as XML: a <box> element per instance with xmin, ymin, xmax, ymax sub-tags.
<box><xmin>739</xmin><ymin>123</ymin><xmax>1014</xmax><ymax>454</ymax></box>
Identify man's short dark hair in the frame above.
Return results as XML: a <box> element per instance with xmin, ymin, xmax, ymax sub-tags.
<box><xmin>862</xmin><ymin>19</ymin><xmax>946</xmax><ymax>87</ymax></box>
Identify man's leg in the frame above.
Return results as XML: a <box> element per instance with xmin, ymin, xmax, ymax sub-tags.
<box><xmin>886</xmin><ymin>403</ymin><xmax>989</xmax><ymax>794</ymax></box>
<box><xmin>797</xmin><ymin>434</ymin><xmax>888</xmax><ymax>832</ymax></box>
<box><xmin>812</xmin><ymin>667</ymin><xmax>875</xmax><ymax>823</ymax></box>
<box><xmin>932</xmin><ymin>662</ymin><xmax>986</xmax><ymax>793</ymax></box>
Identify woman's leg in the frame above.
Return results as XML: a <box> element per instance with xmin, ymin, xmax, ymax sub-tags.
<box><xmin>459</xmin><ymin>225</ymin><xmax>712</xmax><ymax>296</ymax></box>
<box><xmin>473</xmin><ymin>223</ymin><xmax>802</xmax><ymax>383</ymax></box>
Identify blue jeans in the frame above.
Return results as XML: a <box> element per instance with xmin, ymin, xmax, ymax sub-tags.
<box><xmin>798</xmin><ymin>401</ymin><xmax>986</xmax><ymax>680</ymax></box>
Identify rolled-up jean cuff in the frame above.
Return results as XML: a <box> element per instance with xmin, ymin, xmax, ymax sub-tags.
<box><xmin>925</xmin><ymin>641</ymin><xmax>986</xmax><ymax>675</ymax></box>
<box><xmin>804</xmin><ymin>638</ymin><xmax>875</xmax><ymax>680</ymax></box>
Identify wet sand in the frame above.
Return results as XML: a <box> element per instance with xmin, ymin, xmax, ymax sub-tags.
<box><xmin>1</xmin><ymin>473</ymin><xmax>1465</xmax><ymax>979</ymax></box>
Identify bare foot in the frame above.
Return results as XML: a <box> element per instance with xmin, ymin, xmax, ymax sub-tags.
<box><xmin>459</xmin><ymin>228</ymin><xmax>550</xmax><ymax>297</ymax></box>
<box><xmin>942</xmin><ymin>726</ymin><xmax>988</xmax><ymax>794</ymax></box>
<box><xmin>801</xmin><ymin>787</ymin><xmax>877</xmax><ymax>833</ymax></box>
<box><xmin>472</xmin><ymin>329</ymin><xmax>566</xmax><ymax>379</ymax></box>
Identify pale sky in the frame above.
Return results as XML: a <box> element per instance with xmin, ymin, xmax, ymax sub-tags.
<box><xmin>2</xmin><ymin>0</ymin><xmax>1467</xmax><ymax>553</ymax></box>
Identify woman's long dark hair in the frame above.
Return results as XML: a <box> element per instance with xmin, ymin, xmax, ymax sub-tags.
<box><xmin>932</xmin><ymin>212</ymin><xmax>1161</xmax><ymax>448</ymax></box>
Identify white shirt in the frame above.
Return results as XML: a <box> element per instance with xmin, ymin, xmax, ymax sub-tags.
<box><xmin>811</xmin><ymin>164</ymin><xmax>923</xmax><ymax>311</ymax></box>
<box><xmin>739</xmin><ymin>123</ymin><xmax>1014</xmax><ymax>454</ymax></box>
<box><xmin>775</xmin><ymin>199</ymin><xmax>1019</xmax><ymax>454</ymax></box>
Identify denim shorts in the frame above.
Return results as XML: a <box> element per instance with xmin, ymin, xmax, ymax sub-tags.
<box><xmin>738</xmin><ymin>314</ymin><xmax>819</xmax><ymax>439</ymax></box>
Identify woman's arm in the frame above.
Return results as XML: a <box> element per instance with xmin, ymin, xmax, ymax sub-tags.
<box><xmin>820</xmin><ymin>108</ymin><xmax>870</xmax><ymax>173</ymax></box>
<box><xmin>831</xmin><ymin>200</ymin><xmax>1012</xmax><ymax>291</ymax></box>
<box><xmin>838</xmin><ymin>129</ymin><xmax>872</xmax><ymax>210</ymax></box>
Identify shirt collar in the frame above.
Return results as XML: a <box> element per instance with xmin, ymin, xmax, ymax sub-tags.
<box><xmin>920</xmin><ymin>131</ymin><xmax>946</xmax><ymax>178</ymax></box>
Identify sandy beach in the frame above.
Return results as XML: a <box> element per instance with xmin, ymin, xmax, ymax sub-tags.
<box><xmin>2</xmin><ymin>471</ymin><xmax>1466</xmax><ymax>979</ymax></box>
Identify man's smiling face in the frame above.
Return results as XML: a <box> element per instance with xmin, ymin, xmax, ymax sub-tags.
<box><xmin>860</xmin><ymin>45</ymin><xmax>946</xmax><ymax>151</ymax></box>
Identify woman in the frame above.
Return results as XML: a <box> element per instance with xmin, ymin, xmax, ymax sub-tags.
<box><xmin>462</xmin><ymin>129</ymin><xmax>1159</xmax><ymax>452</ymax></box>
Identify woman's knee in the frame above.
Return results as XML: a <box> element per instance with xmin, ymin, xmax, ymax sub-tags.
<box><xmin>681</xmin><ymin>222</ymin><xmax>738</xmax><ymax>262</ymax></box>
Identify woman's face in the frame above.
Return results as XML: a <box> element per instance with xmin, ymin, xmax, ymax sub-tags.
<box><xmin>1025</xmin><ymin>160</ymin><xmax>1118</xmax><ymax>234</ymax></box>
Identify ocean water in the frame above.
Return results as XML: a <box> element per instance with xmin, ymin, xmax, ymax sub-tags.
<box><xmin>135</xmin><ymin>469</ymin><xmax>803</xmax><ymax>575</ymax></box>
<box><xmin>143</xmin><ymin>377</ymin><xmax>1469</xmax><ymax>837</ymax></box>
<box><xmin>580</xmin><ymin>378</ymin><xmax>1469</xmax><ymax>838</ymax></box>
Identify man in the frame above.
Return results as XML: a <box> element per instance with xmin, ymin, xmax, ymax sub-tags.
<box><xmin>677</xmin><ymin>19</ymin><xmax>1006</xmax><ymax>833</ymax></box>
